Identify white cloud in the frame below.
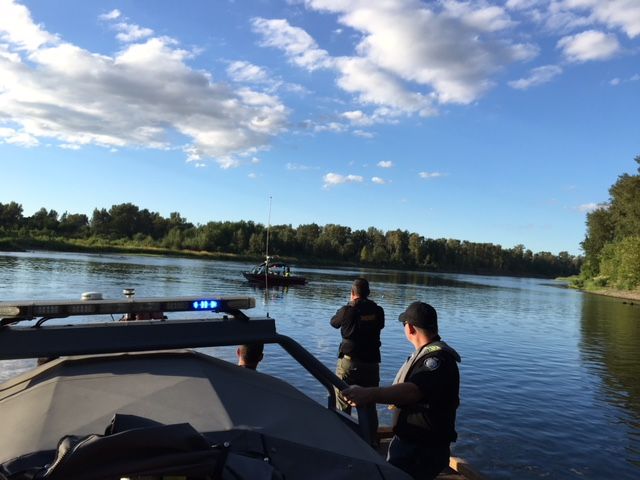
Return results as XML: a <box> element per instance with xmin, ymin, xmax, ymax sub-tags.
<box><xmin>441</xmin><ymin>0</ymin><xmax>516</xmax><ymax>32</ymax></box>
<box><xmin>341</xmin><ymin>110</ymin><xmax>373</xmax><ymax>126</ymax></box>
<box><xmin>252</xmin><ymin>17</ymin><xmax>332</xmax><ymax>71</ymax></box>
<box><xmin>248</xmin><ymin>172</ymin><xmax>257</xmax><ymax>179</ymax></box>
<box><xmin>113</xmin><ymin>22</ymin><xmax>154</xmax><ymax>43</ymax></box>
<box><xmin>564</xmin><ymin>0</ymin><xmax>640</xmax><ymax>39</ymax></box>
<box><xmin>353</xmin><ymin>129</ymin><xmax>374</xmax><ymax>138</ymax></box>
<box><xmin>98</xmin><ymin>8</ymin><xmax>153</xmax><ymax>43</ymax></box>
<box><xmin>0</xmin><ymin>6</ymin><xmax>289</xmax><ymax>168</ymax></box>
<box><xmin>99</xmin><ymin>9</ymin><xmax>121</xmax><ymax>21</ymax></box>
<box><xmin>227</xmin><ymin>60</ymin><xmax>270</xmax><ymax>84</ymax></box>
<box><xmin>577</xmin><ymin>202</ymin><xmax>605</xmax><ymax>213</ymax></box>
<box><xmin>334</xmin><ymin>56</ymin><xmax>436</xmax><ymax>115</ymax></box>
<box><xmin>286</xmin><ymin>162</ymin><xmax>315</xmax><ymax>170</ymax></box>
<box><xmin>315</xmin><ymin>121</ymin><xmax>347</xmax><ymax>133</ymax></box>
<box><xmin>251</xmin><ymin>18</ymin><xmax>434</xmax><ymax>120</ymax></box>
<box><xmin>371</xmin><ymin>176</ymin><xmax>386</xmax><ymax>184</ymax></box>
<box><xmin>377</xmin><ymin>160</ymin><xmax>394</xmax><ymax>168</ymax></box>
<box><xmin>0</xmin><ymin>127</ymin><xmax>39</xmax><ymax>146</ymax></box>
<box><xmin>509</xmin><ymin>65</ymin><xmax>563</xmax><ymax>89</ymax></box>
<box><xmin>557</xmin><ymin>30</ymin><xmax>620</xmax><ymax>62</ymax></box>
<box><xmin>304</xmin><ymin>1</ymin><xmax>537</xmax><ymax>104</ymax></box>
<box><xmin>323</xmin><ymin>172</ymin><xmax>363</xmax><ymax>188</ymax></box>
<box><xmin>419</xmin><ymin>171</ymin><xmax>444</xmax><ymax>179</ymax></box>
<box><xmin>281</xmin><ymin>82</ymin><xmax>310</xmax><ymax>95</ymax></box>
<box><xmin>610</xmin><ymin>73</ymin><xmax>640</xmax><ymax>86</ymax></box>
<box><xmin>255</xmin><ymin>2</ymin><xmax>538</xmax><ymax>117</ymax></box>
<box><xmin>59</xmin><ymin>143</ymin><xmax>81</xmax><ymax>150</ymax></box>
<box><xmin>505</xmin><ymin>0</ymin><xmax>541</xmax><ymax>10</ymax></box>
<box><xmin>0</xmin><ymin>0</ymin><xmax>56</xmax><ymax>51</ymax></box>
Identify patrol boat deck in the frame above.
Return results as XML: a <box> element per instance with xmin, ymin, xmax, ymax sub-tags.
<box><xmin>0</xmin><ymin>293</ymin><xmax>482</xmax><ymax>480</ymax></box>
<box><xmin>376</xmin><ymin>428</ymin><xmax>485</xmax><ymax>480</ymax></box>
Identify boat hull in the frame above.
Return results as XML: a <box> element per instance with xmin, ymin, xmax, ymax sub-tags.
<box><xmin>243</xmin><ymin>272</ymin><xmax>307</xmax><ymax>285</ymax></box>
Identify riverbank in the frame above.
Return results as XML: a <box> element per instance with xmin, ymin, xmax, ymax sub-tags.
<box><xmin>583</xmin><ymin>287</ymin><xmax>640</xmax><ymax>302</ymax></box>
<box><xmin>557</xmin><ymin>276</ymin><xmax>640</xmax><ymax>303</ymax></box>
<box><xmin>0</xmin><ymin>237</ymin><xmax>265</xmax><ymax>263</ymax></box>
<box><xmin>0</xmin><ymin>236</ymin><xmax>571</xmax><ymax>280</ymax></box>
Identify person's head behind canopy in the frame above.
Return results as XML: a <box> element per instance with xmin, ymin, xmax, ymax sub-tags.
<box><xmin>237</xmin><ymin>343</ymin><xmax>264</xmax><ymax>370</ymax></box>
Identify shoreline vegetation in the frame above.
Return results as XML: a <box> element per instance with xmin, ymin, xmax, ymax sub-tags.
<box><xmin>557</xmin><ymin>276</ymin><xmax>640</xmax><ymax>303</ymax></box>
<box><xmin>578</xmin><ymin>156</ymin><xmax>640</xmax><ymax>297</ymax></box>
<box><xmin>8</xmin><ymin>237</ymin><xmax>638</xmax><ymax>303</ymax></box>
<box><xmin>0</xmin><ymin>200</ymin><xmax>581</xmax><ymax>279</ymax></box>
<box><xmin>0</xmin><ymin>235</ymin><xmax>566</xmax><ymax>279</ymax></box>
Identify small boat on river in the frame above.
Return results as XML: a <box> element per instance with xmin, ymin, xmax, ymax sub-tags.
<box><xmin>243</xmin><ymin>258</ymin><xmax>307</xmax><ymax>286</ymax></box>
<box><xmin>0</xmin><ymin>291</ymin><xmax>481</xmax><ymax>480</ymax></box>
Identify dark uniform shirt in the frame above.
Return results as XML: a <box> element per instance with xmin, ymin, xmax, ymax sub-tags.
<box><xmin>330</xmin><ymin>298</ymin><xmax>385</xmax><ymax>363</ymax></box>
<box><xmin>393</xmin><ymin>336</ymin><xmax>460</xmax><ymax>445</ymax></box>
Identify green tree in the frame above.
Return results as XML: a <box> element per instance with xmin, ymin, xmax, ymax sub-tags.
<box><xmin>108</xmin><ymin>203</ymin><xmax>142</xmax><ymax>238</ymax></box>
<box><xmin>0</xmin><ymin>201</ymin><xmax>24</xmax><ymax>229</ymax></box>
<box><xmin>581</xmin><ymin>155</ymin><xmax>640</xmax><ymax>285</ymax></box>
<box><xmin>608</xmin><ymin>159</ymin><xmax>640</xmax><ymax>239</ymax></box>
<box><xmin>28</xmin><ymin>208</ymin><xmax>59</xmax><ymax>231</ymax></box>
<box><xmin>59</xmin><ymin>212</ymin><xmax>89</xmax><ymax>236</ymax></box>
<box><xmin>90</xmin><ymin>208</ymin><xmax>112</xmax><ymax>236</ymax></box>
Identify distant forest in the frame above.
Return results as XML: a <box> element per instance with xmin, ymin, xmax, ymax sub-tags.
<box><xmin>0</xmin><ymin>200</ymin><xmax>581</xmax><ymax>278</ymax></box>
<box><xmin>580</xmin><ymin>156</ymin><xmax>640</xmax><ymax>290</ymax></box>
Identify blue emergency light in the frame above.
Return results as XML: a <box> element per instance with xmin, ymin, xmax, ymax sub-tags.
<box><xmin>192</xmin><ymin>299</ymin><xmax>219</xmax><ymax>310</ymax></box>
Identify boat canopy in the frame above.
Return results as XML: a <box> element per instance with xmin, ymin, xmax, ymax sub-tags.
<box><xmin>0</xmin><ymin>351</ymin><xmax>405</xmax><ymax>479</ymax></box>
<box><xmin>0</xmin><ymin>294</ymin><xmax>406</xmax><ymax>479</ymax></box>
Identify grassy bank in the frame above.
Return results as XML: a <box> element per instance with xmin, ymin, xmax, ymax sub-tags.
<box><xmin>0</xmin><ymin>236</ymin><xmax>265</xmax><ymax>263</ymax></box>
<box><xmin>559</xmin><ymin>275</ymin><xmax>640</xmax><ymax>302</ymax></box>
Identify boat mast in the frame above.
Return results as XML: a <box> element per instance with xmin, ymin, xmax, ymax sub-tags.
<box><xmin>264</xmin><ymin>195</ymin><xmax>272</xmax><ymax>314</ymax></box>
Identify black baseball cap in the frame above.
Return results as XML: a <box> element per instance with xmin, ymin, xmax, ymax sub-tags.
<box><xmin>398</xmin><ymin>301</ymin><xmax>438</xmax><ymax>330</ymax></box>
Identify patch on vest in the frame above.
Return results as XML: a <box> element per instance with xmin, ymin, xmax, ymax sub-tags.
<box><xmin>424</xmin><ymin>357</ymin><xmax>440</xmax><ymax>371</ymax></box>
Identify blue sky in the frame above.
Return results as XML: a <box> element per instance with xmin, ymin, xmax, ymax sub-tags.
<box><xmin>1</xmin><ymin>0</ymin><xmax>638</xmax><ymax>255</ymax></box>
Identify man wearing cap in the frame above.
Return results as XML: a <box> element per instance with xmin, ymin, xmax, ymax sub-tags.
<box><xmin>330</xmin><ymin>278</ymin><xmax>385</xmax><ymax>441</ymax></box>
<box><xmin>341</xmin><ymin>301</ymin><xmax>460</xmax><ymax>480</ymax></box>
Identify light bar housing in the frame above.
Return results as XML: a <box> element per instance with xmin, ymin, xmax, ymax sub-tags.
<box><xmin>0</xmin><ymin>296</ymin><xmax>255</xmax><ymax>325</ymax></box>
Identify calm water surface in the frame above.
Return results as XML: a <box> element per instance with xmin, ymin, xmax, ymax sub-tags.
<box><xmin>1</xmin><ymin>251</ymin><xmax>638</xmax><ymax>479</ymax></box>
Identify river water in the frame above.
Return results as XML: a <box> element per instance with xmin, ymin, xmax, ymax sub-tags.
<box><xmin>0</xmin><ymin>251</ymin><xmax>638</xmax><ymax>479</ymax></box>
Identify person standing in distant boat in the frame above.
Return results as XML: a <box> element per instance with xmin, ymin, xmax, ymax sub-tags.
<box><xmin>237</xmin><ymin>343</ymin><xmax>264</xmax><ymax>370</ymax></box>
<box><xmin>330</xmin><ymin>277</ymin><xmax>385</xmax><ymax>442</ymax></box>
<box><xmin>341</xmin><ymin>302</ymin><xmax>461</xmax><ymax>480</ymax></box>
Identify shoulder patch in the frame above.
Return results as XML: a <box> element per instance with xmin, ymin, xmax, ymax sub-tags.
<box><xmin>424</xmin><ymin>357</ymin><xmax>441</xmax><ymax>371</ymax></box>
<box><xmin>424</xmin><ymin>345</ymin><xmax>443</xmax><ymax>354</ymax></box>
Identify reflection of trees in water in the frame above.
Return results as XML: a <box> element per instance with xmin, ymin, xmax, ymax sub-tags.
<box><xmin>0</xmin><ymin>256</ymin><xmax>19</xmax><ymax>279</ymax></box>
<box><xmin>309</xmin><ymin>268</ymin><xmax>493</xmax><ymax>290</ymax></box>
<box><xmin>580</xmin><ymin>294</ymin><xmax>640</xmax><ymax>418</ymax></box>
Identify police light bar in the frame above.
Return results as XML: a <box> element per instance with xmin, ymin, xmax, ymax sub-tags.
<box><xmin>0</xmin><ymin>296</ymin><xmax>255</xmax><ymax>325</ymax></box>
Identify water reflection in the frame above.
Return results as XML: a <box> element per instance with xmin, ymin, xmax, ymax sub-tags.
<box><xmin>580</xmin><ymin>294</ymin><xmax>640</xmax><ymax>471</ymax></box>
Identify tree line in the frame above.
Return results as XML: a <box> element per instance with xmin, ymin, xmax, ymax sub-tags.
<box><xmin>0</xmin><ymin>200</ymin><xmax>581</xmax><ymax>278</ymax></box>
<box><xmin>580</xmin><ymin>156</ymin><xmax>640</xmax><ymax>290</ymax></box>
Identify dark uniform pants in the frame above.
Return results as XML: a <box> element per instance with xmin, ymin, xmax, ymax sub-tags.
<box><xmin>387</xmin><ymin>435</ymin><xmax>450</xmax><ymax>480</ymax></box>
<box><xmin>335</xmin><ymin>356</ymin><xmax>379</xmax><ymax>442</ymax></box>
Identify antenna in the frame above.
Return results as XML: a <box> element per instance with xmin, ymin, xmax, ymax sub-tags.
<box><xmin>265</xmin><ymin>195</ymin><xmax>272</xmax><ymax>315</ymax></box>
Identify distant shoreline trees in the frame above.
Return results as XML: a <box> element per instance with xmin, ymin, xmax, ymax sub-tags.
<box><xmin>579</xmin><ymin>156</ymin><xmax>640</xmax><ymax>290</ymax></box>
<box><xmin>0</xmin><ymin>200</ymin><xmax>581</xmax><ymax>278</ymax></box>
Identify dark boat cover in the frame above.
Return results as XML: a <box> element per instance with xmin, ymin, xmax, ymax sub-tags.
<box><xmin>0</xmin><ymin>351</ymin><xmax>409</xmax><ymax>479</ymax></box>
